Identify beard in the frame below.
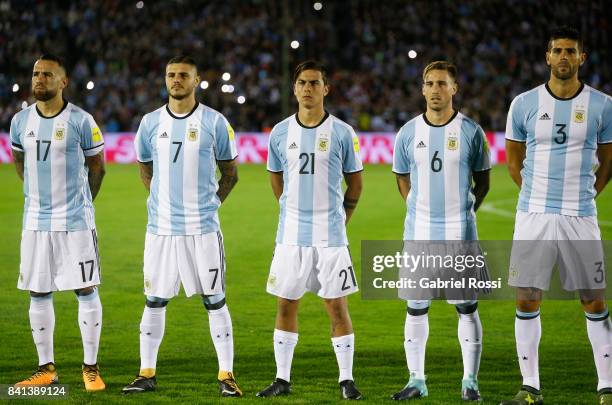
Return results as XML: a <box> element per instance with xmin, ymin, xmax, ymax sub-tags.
<box><xmin>168</xmin><ymin>88</ymin><xmax>192</xmax><ymax>100</ymax></box>
<box><xmin>33</xmin><ymin>88</ymin><xmax>57</xmax><ymax>102</ymax></box>
<box><xmin>551</xmin><ymin>64</ymin><xmax>578</xmax><ymax>80</ymax></box>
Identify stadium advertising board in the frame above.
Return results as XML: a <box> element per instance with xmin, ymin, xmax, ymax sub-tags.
<box><xmin>0</xmin><ymin>132</ymin><xmax>507</xmax><ymax>164</ymax></box>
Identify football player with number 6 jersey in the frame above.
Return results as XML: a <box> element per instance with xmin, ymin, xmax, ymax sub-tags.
<box><xmin>392</xmin><ymin>61</ymin><xmax>491</xmax><ymax>402</ymax></box>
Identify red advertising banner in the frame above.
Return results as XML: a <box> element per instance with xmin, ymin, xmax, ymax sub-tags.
<box><xmin>0</xmin><ymin>132</ymin><xmax>506</xmax><ymax>164</ymax></box>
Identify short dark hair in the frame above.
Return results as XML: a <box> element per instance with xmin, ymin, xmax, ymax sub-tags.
<box><xmin>422</xmin><ymin>60</ymin><xmax>457</xmax><ymax>82</ymax></box>
<box><xmin>166</xmin><ymin>55</ymin><xmax>198</xmax><ymax>70</ymax></box>
<box><xmin>293</xmin><ymin>60</ymin><xmax>328</xmax><ymax>85</ymax></box>
<box><xmin>37</xmin><ymin>53</ymin><xmax>66</xmax><ymax>73</ymax></box>
<box><xmin>548</xmin><ymin>26</ymin><xmax>584</xmax><ymax>51</ymax></box>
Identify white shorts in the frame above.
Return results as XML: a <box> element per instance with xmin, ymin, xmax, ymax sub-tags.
<box><xmin>509</xmin><ymin>211</ymin><xmax>605</xmax><ymax>290</ymax></box>
<box><xmin>18</xmin><ymin>229</ymin><xmax>101</xmax><ymax>292</ymax></box>
<box><xmin>267</xmin><ymin>244</ymin><xmax>358</xmax><ymax>300</ymax></box>
<box><xmin>143</xmin><ymin>231</ymin><xmax>226</xmax><ymax>299</ymax></box>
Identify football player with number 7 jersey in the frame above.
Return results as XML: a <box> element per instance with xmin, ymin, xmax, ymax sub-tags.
<box><xmin>122</xmin><ymin>56</ymin><xmax>242</xmax><ymax>397</ymax></box>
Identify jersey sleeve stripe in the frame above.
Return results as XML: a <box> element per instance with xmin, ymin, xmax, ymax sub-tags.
<box><xmin>11</xmin><ymin>142</ymin><xmax>24</xmax><ymax>151</ymax></box>
<box><xmin>83</xmin><ymin>143</ymin><xmax>104</xmax><ymax>157</ymax></box>
<box><xmin>82</xmin><ymin>142</ymin><xmax>105</xmax><ymax>151</ymax></box>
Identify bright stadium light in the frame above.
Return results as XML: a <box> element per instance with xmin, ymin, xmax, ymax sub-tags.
<box><xmin>86</xmin><ymin>81</ymin><xmax>95</xmax><ymax>90</ymax></box>
<box><xmin>227</xmin><ymin>85</ymin><xmax>235</xmax><ymax>93</ymax></box>
<box><xmin>221</xmin><ymin>84</ymin><xmax>229</xmax><ymax>93</ymax></box>
<box><xmin>21</xmin><ymin>101</ymin><xmax>28</xmax><ymax>109</ymax></box>
<box><xmin>408</xmin><ymin>50</ymin><xmax>417</xmax><ymax>59</ymax></box>
<box><xmin>12</xmin><ymin>83</ymin><xmax>19</xmax><ymax>92</ymax></box>
<box><xmin>222</xmin><ymin>72</ymin><xmax>231</xmax><ymax>81</ymax></box>
<box><xmin>200</xmin><ymin>80</ymin><xmax>209</xmax><ymax>89</ymax></box>
<box><xmin>290</xmin><ymin>40</ymin><xmax>300</xmax><ymax>49</ymax></box>
<box><xmin>136</xmin><ymin>1</ymin><xmax>144</xmax><ymax>9</ymax></box>
<box><xmin>237</xmin><ymin>96</ymin><xmax>246</xmax><ymax>104</ymax></box>
<box><xmin>313</xmin><ymin>2</ymin><xmax>323</xmax><ymax>10</ymax></box>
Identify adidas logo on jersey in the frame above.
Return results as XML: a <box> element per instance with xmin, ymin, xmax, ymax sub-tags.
<box><xmin>26</xmin><ymin>131</ymin><xmax>35</xmax><ymax>138</ymax></box>
<box><xmin>288</xmin><ymin>142</ymin><xmax>298</xmax><ymax>149</ymax></box>
<box><xmin>416</xmin><ymin>140</ymin><xmax>427</xmax><ymax>148</ymax></box>
<box><xmin>539</xmin><ymin>113</ymin><xmax>551</xmax><ymax>120</ymax></box>
<box><xmin>159</xmin><ymin>132</ymin><xmax>168</xmax><ymax>138</ymax></box>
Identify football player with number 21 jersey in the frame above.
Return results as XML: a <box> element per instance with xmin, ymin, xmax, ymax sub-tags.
<box><xmin>257</xmin><ymin>60</ymin><xmax>364</xmax><ymax>400</ymax></box>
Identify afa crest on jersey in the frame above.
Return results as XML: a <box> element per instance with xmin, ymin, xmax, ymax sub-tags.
<box><xmin>574</xmin><ymin>109</ymin><xmax>585</xmax><ymax>123</ymax></box>
<box><xmin>318</xmin><ymin>138</ymin><xmax>329</xmax><ymax>152</ymax></box>
<box><xmin>447</xmin><ymin>136</ymin><xmax>458</xmax><ymax>151</ymax></box>
<box><xmin>188</xmin><ymin>128</ymin><xmax>198</xmax><ymax>141</ymax></box>
<box><xmin>54</xmin><ymin>127</ymin><xmax>65</xmax><ymax>140</ymax></box>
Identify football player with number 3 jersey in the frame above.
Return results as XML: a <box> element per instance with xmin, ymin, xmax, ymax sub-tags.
<box><xmin>257</xmin><ymin>61</ymin><xmax>364</xmax><ymax>400</ymax></box>
<box><xmin>501</xmin><ymin>27</ymin><xmax>612</xmax><ymax>405</ymax></box>
<box><xmin>122</xmin><ymin>56</ymin><xmax>242</xmax><ymax>397</ymax></box>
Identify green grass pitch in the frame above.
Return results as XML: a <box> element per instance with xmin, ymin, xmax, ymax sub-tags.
<box><xmin>0</xmin><ymin>164</ymin><xmax>610</xmax><ymax>404</ymax></box>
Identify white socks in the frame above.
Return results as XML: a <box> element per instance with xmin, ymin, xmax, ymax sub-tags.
<box><xmin>77</xmin><ymin>289</ymin><xmax>103</xmax><ymax>365</ymax></box>
<box><xmin>458</xmin><ymin>310</ymin><xmax>483</xmax><ymax>380</ymax></box>
<box><xmin>274</xmin><ymin>329</ymin><xmax>298</xmax><ymax>382</ymax></box>
<box><xmin>404</xmin><ymin>313</ymin><xmax>429</xmax><ymax>379</ymax></box>
<box><xmin>139</xmin><ymin>306</ymin><xmax>166</xmax><ymax>371</ymax></box>
<box><xmin>515</xmin><ymin>310</ymin><xmax>541</xmax><ymax>390</ymax></box>
<box><xmin>332</xmin><ymin>333</ymin><xmax>355</xmax><ymax>382</ymax></box>
<box><xmin>29</xmin><ymin>295</ymin><xmax>55</xmax><ymax>366</ymax></box>
<box><xmin>586</xmin><ymin>311</ymin><xmax>612</xmax><ymax>391</ymax></box>
<box><xmin>208</xmin><ymin>305</ymin><xmax>234</xmax><ymax>373</ymax></box>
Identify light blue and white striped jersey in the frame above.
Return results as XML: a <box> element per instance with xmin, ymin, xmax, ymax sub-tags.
<box><xmin>135</xmin><ymin>103</ymin><xmax>238</xmax><ymax>236</ymax></box>
<box><xmin>267</xmin><ymin>112</ymin><xmax>363</xmax><ymax>247</ymax></box>
<box><xmin>393</xmin><ymin>112</ymin><xmax>491</xmax><ymax>241</ymax></box>
<box><xmin>10</xmin><ymin>101</ymin><xmax>104</xmax><ymax>231</ymax></box>
<box><xmin>506</xmin><ymin>83</ymin><xmax>612</xmax><ymax>216</ymax></box>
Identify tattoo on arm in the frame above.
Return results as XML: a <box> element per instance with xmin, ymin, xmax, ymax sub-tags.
<box><xmin>217</xmin><ymin>160</ymin><xmax>238</xmax><ymax>203</ymax></box>
<box><xmin>472</xmin><ymin>170</ymin><xmax>490</xmax><ymax>212</ymax></box>
<box><xmin>12</xmin><ymin>150</ymin><xmax>24</xmax><ymax>181</ymax></box>
<box><xmin>343</xmin><ymin>171</ymin><xmax>363</xmax><ymax>224</ymax></box>
<box><xmin>343</xmin><ymin>197</ymin><xmax>359</xmax><ymax>210</ymax></box>
<box><xmin>85</xmin><ymin>151</ymin><xmax>106</xmax><ymax>201</ymax></box>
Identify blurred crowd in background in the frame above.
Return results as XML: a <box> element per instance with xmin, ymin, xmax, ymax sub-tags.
<box><xmin>1</xmin><ymin>0</ymin><xmax>609</xmax><ymax>132</ymax></box>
